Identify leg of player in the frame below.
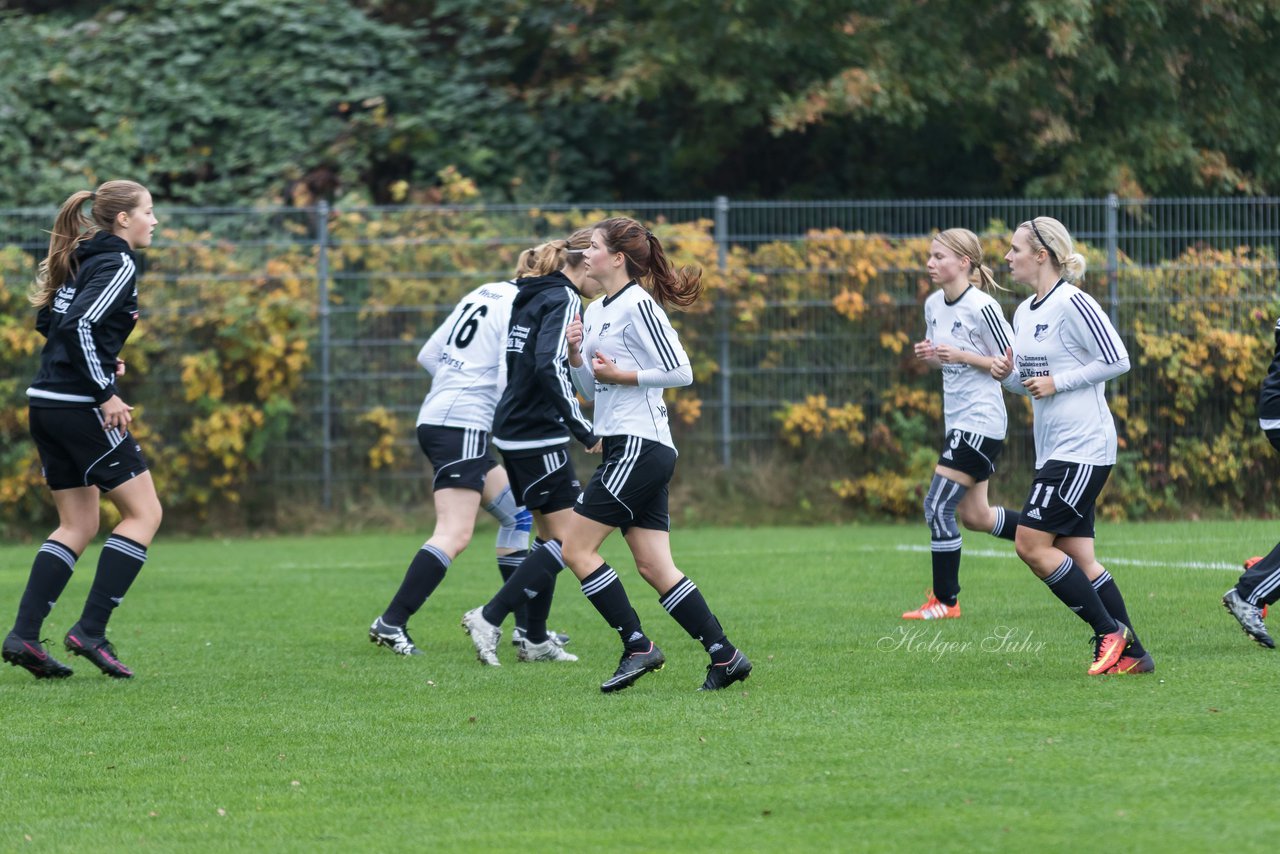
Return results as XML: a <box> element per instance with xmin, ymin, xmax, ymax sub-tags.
<box><xmin>956</xmin><ymin>479</ymin><xmax>1020</xmax><ymax>542</ymax></box>
<box><xmin>1223</xmin><ymin>548</ymin><xmax>1279</xmax><ymax>649</ymax></box>
<box><xmin>1014</xmin><ymin>526</ymin><xmax>1129</xmax><ymax>675</ymax></box>
<box><xmin>625</xmin><ymin>526</ymin><xmax>751</xmax><ymax>691</ymax></box>
<box><xmin>372</xmin><ymin>487</ymin><xmax>480</xmax><ymax>656</ymax></box>
<box><xmin>462</xmin><ymin>507</ymin><xmax>577</xmax><ymax>666</ymax></box>
<box><xmin>905</xmin><ymin>469</ymin><xmax>970</xmax><ymax>620</ymax></box>
<box><xmin>65</xmin><ymin>472</ymin><xmax>162</xmax><ymax>678</ymax></box>
<box><xmin>1060</xmin><ymin>536</ymin><xmax>1154</xmax><ymax>674</ymax></box>
<box><xmin>561</xmin><ymin>512</ymin><xmax>663</xmax><ymax>692</ymax></box>
<box><xmin>3</xmin><ymin>486</ymin><xmax>99</xmax><ymax>679</ymax></box>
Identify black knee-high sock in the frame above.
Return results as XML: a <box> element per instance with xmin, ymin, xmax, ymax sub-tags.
<box><xmin>1092</xmin><ymin>570</ymin><xmax>1144</xmax><ymax>656</ymax></box>
<box><xmin>12</xmin><ymin>540</ymin><xmax>79</xmax><ymax>640</ymax></box>
<box><xmin>580</xmin><ymin>563</ymin><xmax>648</xmax><ymax>652</ymax></box>
<box><xmin>990</xmin><ymin>507</ymin><xmax>1021</xmax><ymax>541</ymax></box>
<box><xmin>497</xmin><ymin>549</ymin><xmax>530</xmax><ymax>629</ymax></box>
<box><xmin>382</xmin><ymin>544</ymin><xmax>451</xmax><ymax>627</ymax></box>
<box><xmin>79</xmin><ymin>534</ymin><xmax>148</xmax><ymax>636</ymax></box>
<box><xmin>931</xmin><ymin>546</ymin><xmax>962</xmax><ymax>606</ymax></box>
<box><xmin>659</xmin><ymin>576</ymin><xmax>737</xmax><ymax>664</ymax></box>
<box><xmin>1042</xmin><ymin>556</ymin><xmax>1118</xmax><ymax>636</ymax></box>
<box><xmin>522</xmin><ymin>572</ymin><xmax>558</xmax><ymax>644</ymax></box>
<box><xmin>482</xmin><ymin>539</ymin><xmax>563</xmax><ymax>627</ymax></box>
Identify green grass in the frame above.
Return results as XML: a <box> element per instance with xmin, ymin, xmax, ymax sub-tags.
<box><xmin>2</xmin><ymin>520</ymin><xmax>1278</xmax><ymax>852</ymax></box>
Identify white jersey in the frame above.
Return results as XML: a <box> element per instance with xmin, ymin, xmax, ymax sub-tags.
<box><xmin>571</xmin><ymin>282</ymin><xmax>693</xmax><ymax>451</ymax></box>
<box><xmin>415</xmin><ymin>280</ymin><xmax>515</xmax><ymax>431</ymax></box>
<box><xmin>1004</xmin><ymin>281</ymin><xmax>1130</xmax><ymax>468</ymax></box>
<box><xmin>923</xmin><ymin>286</ymin><xmax>1014</xmax><ymax>439</ymax></box>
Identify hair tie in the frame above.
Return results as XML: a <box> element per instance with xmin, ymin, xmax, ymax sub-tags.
<box><xmin>644</xmin><ymin>228</ymin><xmax>654</xmax><ymax>239</ymax></box>
<box><xmin>89</xmin><ymin>192</ymin><xmax>96</xmax><ymax>201</ymax></box>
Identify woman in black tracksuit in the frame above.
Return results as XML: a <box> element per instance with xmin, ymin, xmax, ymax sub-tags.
<box><xmin>1222</xmin><ymin>315</ymin><xmax>1280</xmax><ymax>649</ymax></box>
<box><xmin>461</xmin><ymin>233</ymin><xmax>601</xmax><ymax>665</ymax></box>
<box><xmin>2</xmin><ymin>180</ymin><xmax>162</xmax><ymax>680</ymax></box>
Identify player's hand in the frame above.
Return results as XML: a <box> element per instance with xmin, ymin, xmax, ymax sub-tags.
<box><xmin>566</xmin><ymin>313</ymin><xmax>584</xmax><ymax>362</ymax></box>
<box><xmin>913</xmin><ymin>338</ymin><xmax>936</xmax><ymax>361</ymax></box>
<box><xmin>115</xmin><ymin>359</ymin><xmax>126</xmax><ymax>377</ymax></box>
<box><xmin>99</xmin><ymin>395</ymin><xmax>133</xmax><ymax>431</ymax></box>
<box><xmin>1022</xmin><ymin>375</ymin><xmax>1057</xmax><ymax>399</ymax></box>
<box><xmin>934</xmin><ymin>344</ymin><xmax>965</xmax><ymax>366</ymax></box>
<box><xmin>585</xmin><ymin>439</ymin><xmax>602</xmax><ymax>454</ymax></box>
<box><xmin>990</xmin><ymin>347</ymin><xmax>1013</xmax><ymax>380</ymax></box>
<box><xmin>591</xmin><ymin>351</ymin><xmax>622</xmax><ymax>383</ymax></box>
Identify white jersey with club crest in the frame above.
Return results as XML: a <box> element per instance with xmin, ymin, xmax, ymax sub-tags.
<box><xmin>923</xmin><ymin>286</ymin><xmax>1014</xmax><ymax>439</ymax></box>
<box><xmin>1007</xmin><ymin>281</ymin><xmax>1129</xmax><ymax>468</ymax></box>
<box><xmin>576</xmin><ymin>282</ymin><xmax>690</xmax><ymax>450</ymax></box>
<box><xmin>415</xmin><ymin>280</ymin><xmax>516</xmax><ymax>430</ymax></box>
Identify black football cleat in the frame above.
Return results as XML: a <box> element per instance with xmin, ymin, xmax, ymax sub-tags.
<box><xmin>2</xmin><ymin>632</ymin><xmax>73</xmax><ymax>679</ymax></box>
<box><xmin>699</xmin><ymin>649</ymin><xmax>753</xmax><ymax>691</ymax></box>
<box><xmin>64</xmin><ymin>624</ymin><xmax>134</xmax><ymax>678</ymax></box>
<box><xmin>600</xmin><ymin>642</ymin><xmax>665</xmax><ymax>693</ymax></box>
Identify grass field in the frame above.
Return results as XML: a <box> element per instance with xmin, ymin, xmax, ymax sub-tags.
<box><xmin>2</xmin><ymin>519</ymin><xmax>1278</xmax><ymax>852</ymax></box>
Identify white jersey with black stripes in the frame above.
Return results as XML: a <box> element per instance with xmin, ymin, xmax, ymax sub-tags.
<box><xmin>1004</xmin><ymin>280</ymin><xmax>1130</xmax><ymax>468</ymax></box>
<box><xmin>923</xmin><ymin>286</ymin><xmax>1014</xmax><ymax>440</ymax></box>
<box><xmin>573</xmin><ymin>282</ymin><xmax>692</xmax><ymax>450</ymax></box>
<box><xmin>415</xmin><ymin>280</ymin><xmax>515</xmax><ymax>431</ymax></box>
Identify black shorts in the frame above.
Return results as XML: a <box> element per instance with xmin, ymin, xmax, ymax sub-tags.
<box><xmin>1267</xmin><ymin>428</ymin><xmax>1280</xmax><ymax>455</ymax></box>
<box><xmin>28</xmin><ymin>406</ymin><xmax>150</xmax><ymax>492</ymax></box>
<box><xmin>575</xmin><ymin>436</ymin><xmax>676</xmax><ymax>533</ymax></box>
<box><xmin>417</xmin><ymin>425</ymin><xmax>498</xmax><ymax>492</ymax></box>
<box><xmin>500</xmin><ymin>445</ymin><xmax>581</xmax><ymax>513</ymax></box>
<box><xmin>1019</xmin><ymin>460</ymin><xmax>1113</xmax><ymax>538</ymax></box>
<box><xmin>936</xmin><ymin>429</ymin><xmax>1004</xmax><ymax>482</ymax></box>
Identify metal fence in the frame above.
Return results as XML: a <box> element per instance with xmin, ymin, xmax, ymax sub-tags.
<box><xmin>2</xmin><ymin>195</ymin><xmax>1277</xmax><ymax>511</ymax></box>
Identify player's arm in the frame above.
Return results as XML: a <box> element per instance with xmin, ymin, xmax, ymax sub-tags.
<box><xmin>61</xmin><ymin>256</ymin><xmax>132</xmax><ymax>405</ymax></box>
<box><xmin>1053</xmin><ymin>293</ymin><xmax>1131</xmax><ymax>391</ymax></box>
<box><xmin>535</xmin><ymin>293</ymin><xmax>596</xmax><ymax>447</ymax></box>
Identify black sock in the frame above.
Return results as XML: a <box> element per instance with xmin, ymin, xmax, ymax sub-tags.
<box><xmin>930</xmin><ymin>545</ymin><xmax>962</xmax><ymax>606</ymax></box>
<box><xmin>522</xmin><ymin>571</ymin><xmax>557</xmax><ymax>644</ymax></box>
<box><xmin>497</xmin><ymin>549</ymin><xmax>530</xmax><ymax>630</ymax></box>
<box><xmin>659</xmin><ymin>576</ymin><xmax>736</xmax><ymax>663</ymax></box>
<box><xmin>580</xmin><ymin>563</ymin><xmax>648</xmax><ymax>652</ymax></box>
<box><xmin>482</xmin><ymin>539</ymin><xmax>563</xmax><ymax>627</ymax></box>
<box><xmin>79</xmin><ymin>535</ymin><xmax>148</xmax><ymax>637</ymax></box>
<box><xmin>1042</xmin><ymin>556</ymin><xmax>1117</xmax><ymax>636</ymax></box>
<box><xmin>12</xmin><ymin>540</ymin><xmax>79</xmax><ymax>640</ymax></box>
<box><xmin>991</xmin><ymin>507</ymin><xmax>1020</xmax><ymax>541</ymax></box>
<box><xmin>1092</xmin><ymin>571</ymin><xmax>1145</xmax><ymax>656</ymax></box>
<box><xmin>382</xmin><ymin>544</ymin><xmax>450</xmax><ymax>627</ymax></box>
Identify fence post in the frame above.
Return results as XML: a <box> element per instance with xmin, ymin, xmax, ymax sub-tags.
<box><xmin>714</xmin><ymin>195</ymin><xmax>732</xmax><ymax>467</ymax></box>
<box><xmin>1106</xmin><ymin>193</ymin><xmax>1119</xmax><ymax>326</ymax></box>
<box><xmin>317</xmin><ymin>200</ymin><xmax>333</xmax><ymax>510</ymax></box>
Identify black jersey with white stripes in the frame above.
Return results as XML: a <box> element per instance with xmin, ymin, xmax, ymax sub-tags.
<box><xmin>492</xmin><ymin>271</ymin><xmax>596</xmax><ymax>451</ymax></box>
<box><xmin>28</xmin><ymin>232</ymin><xmax>140</xmax><ymax>408</ymax></box>
<box><xmin>1258</xmin><ymin>316</ymin><xmax>1280</xmax><ymax>430</ymax></box>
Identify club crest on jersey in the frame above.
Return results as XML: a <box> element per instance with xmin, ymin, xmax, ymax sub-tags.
<box><xmin>951</xmin><ymin>320</ymin><xmax>963</xmax><ymax>334</ymax></box>
<box><xmin>1033</xmin><ymin>323</ymin><xmax>1050</xmax><ymax>341</ymax></box>
<box><xmin>599</xmin><ymin>322</ymin><xmax>611</xmax><ymax>336</ymax></box>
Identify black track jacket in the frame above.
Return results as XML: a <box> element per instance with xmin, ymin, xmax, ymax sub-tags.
<box><xmin>492</xmin><ymin>271</ymin><xmax>596</xmax><ymax>452</ymax></box>
<box><xmin>27</xmin><ymin>232</ymin><xmax>140</xmax><ymax>408</ymax></box>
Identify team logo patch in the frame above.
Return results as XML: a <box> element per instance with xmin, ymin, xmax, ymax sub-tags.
<box><xmin>952</xmin><ymin>321</ymin><xmax>963</xmax><ymax>334</ymax></box>
<box><xmin>1033</xmin><ymin>323</ymin><xmax>1050</xmax><ymax>341</ymax></box>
